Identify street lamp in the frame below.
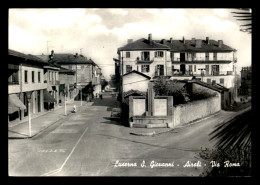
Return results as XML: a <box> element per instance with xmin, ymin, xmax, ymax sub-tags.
<box><xmin>64</xmin><ymin>90</ymin><xmax>67</xmax><ymax>116</ymax></box>
<box><xmin>25</xmin><ymin>91</ymin><xmax>33</xmax><ymax>137</ymax></box>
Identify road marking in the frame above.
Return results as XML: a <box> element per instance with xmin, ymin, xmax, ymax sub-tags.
<box><xmin>51</xmin><ymin>128</ymin><xmax>78</xmax><ymax>134</ymax></box>
<box><xmin>38</xmin><ymin>149</ymin><xmax>66</xmax><ymax>153</ymax></box>
<box><xmin>41</xmin><ymin>126</ymin><xmax>88</xmax><ymax>176</ymax></box>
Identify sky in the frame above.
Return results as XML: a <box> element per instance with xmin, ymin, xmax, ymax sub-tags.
<box><xmin>8</xmin><ymin>8</ymin><xmax>252</xmax><ymax>80</ymax></box>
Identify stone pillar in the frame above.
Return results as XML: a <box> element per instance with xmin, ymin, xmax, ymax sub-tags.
<box><xmin>129</xmin><ymin>96</ymin><xmax>133</xmax><ymax>122</ymax></box>
<box><xmin>148</xmin><ymin>81</ymin><xmax>155</xmax><ymax>116</ymax></box>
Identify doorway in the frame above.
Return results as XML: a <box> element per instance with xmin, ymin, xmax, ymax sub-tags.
<box><xmin>37</xmin><ymin>90</ymin><xmax>41</xmax><ymax>112</ymax></box>
<box><xmin>180</xmin><ymin>64</ymin><xmax>186</xmax><ymax>75</ymax></box>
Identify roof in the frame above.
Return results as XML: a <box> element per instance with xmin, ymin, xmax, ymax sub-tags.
<box><xmin>8</xmin><ymin>49</ymin><xmax>48</xmax><ymax>65</ymax></box>
<box><xmin>122</xmin><ymin>70</ymin><xmax>151</xmax><ymax>79</ymax></box>
<box><xmin>154</xmin><ymin>39</ymin><xmax>236</xmax><ymax>52</ymax></box>
<box><xmin>118</xmin><ymin>38</ymin><xmax>170</xmax><ymax>51</ymax></box>
<box><xmin>50</xmin><ymin>54</ymin><xmax>95</xmax><ymax>65</ymax></box>
<box><xmin>118</xmin><ymin>37</ymin><xmax>236</xmax><ymax>52</ymax></box>
<box><xmin>188</xmin><ymin>79</ymin><xmax>228</xmax><ymax>92</ymax></box>
<box><xmin>123</xmin><ymin>89</ymin><xmax>147</xmax><ymax>98</ymax></box>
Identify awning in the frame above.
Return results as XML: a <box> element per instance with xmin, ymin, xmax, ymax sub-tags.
<box><xmin>43</xmin><ymin>90</ymin><xmax>57</xmax><ymax>103</ymax></box>
<box><xmin>8</xmin><ymin>94</ymin><xmax>26</xmax><ymax>114</ymax></box>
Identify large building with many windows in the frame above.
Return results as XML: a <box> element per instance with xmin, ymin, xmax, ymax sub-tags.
<box><xmin>116</xmin><ymin>34</ymin><xmax>237</xmax><ymax>103</ymax></box>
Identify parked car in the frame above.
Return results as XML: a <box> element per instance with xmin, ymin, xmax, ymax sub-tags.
<box><xmin>111</xmin><ymin>108</ymin><xmax>122</xmax><ymax>119</ymax></box>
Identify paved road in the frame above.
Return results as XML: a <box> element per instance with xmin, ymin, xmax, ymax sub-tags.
<box><xmin>8</xmin><ymin>95</ymin><xmax>250</xmax><ymax>176</ymax></box>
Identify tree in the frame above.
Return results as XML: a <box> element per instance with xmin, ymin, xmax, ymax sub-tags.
<box><xmin>153</xmin><ymin>76</ymin><xmax>190</xmax><ymax>105</ymax></box>
<box><xmin>231</xmin><ymin>8</ymin><xmax>252</xmax><ymax>34</ymax></box>
<box><xmin>108</xmin><ymin>74</ymin><xmax>120</xmax><ymax>90</ymax></box>
<box><xmin>100</xmin><ymin>78</ymin><xmax>108</xmax><ymax>90</ymax></box>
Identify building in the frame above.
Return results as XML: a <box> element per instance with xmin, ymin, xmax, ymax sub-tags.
<box><xmin>239</xmin><ymin>66</ymin><xmax>252</xmax><ymax>96</ymax></box>
<box><xmin>116</xmin><ymin>34</ymin><xmax>237</xmax><ymax>105</ymax></box>
<box><xmin>58</xmin><ymin>67</ymin><xmax>77</xmax><ymax>103</ymax></box>
<box><xmin>49</xmin><ymin>52</ymin><xmax>102</xmax><ymax>99</ymax></box>
<box><xmin>8</xmin><ymin>49</ymin><xmax>48</xmax><ymax>122</ymax></box>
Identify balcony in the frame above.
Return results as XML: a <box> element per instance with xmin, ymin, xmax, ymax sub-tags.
<box><xmin>136</xmin><ymin>57</ymin><xmax>154</xmax><ymax>64</ymax></box>
<box><xmin>171</xmin><ymin>57</ymin><xmax>233</xmax><ymax>64</ymax></box>
<box><xmin>171</xmin><ymin>70</ymin><xmax>234</xmax><ymax>77</ymax></box>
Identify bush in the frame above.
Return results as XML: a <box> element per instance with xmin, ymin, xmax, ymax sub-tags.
<box><xmin>198</xmin><ymin>146</ymin><xmax>252</xmax><ymax>177</ymax></box>
<box><xmin>153</xmin><ymin>77</ymin><xmax>190</xmax><ymax>105</ymax></box>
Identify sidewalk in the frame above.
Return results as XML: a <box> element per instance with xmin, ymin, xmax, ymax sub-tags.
<box><xmin>8</xmin><ymin>100</ymin><xmax>93</xmax><ymax>139</ymax></box>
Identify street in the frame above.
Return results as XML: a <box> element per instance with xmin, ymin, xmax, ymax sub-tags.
<box><xmin>8</xmin><ymin>93</ymin><xmax>251</xmax><ymax>176</ymax></box>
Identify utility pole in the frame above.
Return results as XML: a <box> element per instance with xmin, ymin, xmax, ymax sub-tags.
<box><xmin>47</xmin><ymin>41</ymin><xmax>50</xmax><ymax>55</ymax></box>
<box><xmin>80</xmin><ymin>48</ymin><xmax>83</xmax><ymax>55</ymax></box>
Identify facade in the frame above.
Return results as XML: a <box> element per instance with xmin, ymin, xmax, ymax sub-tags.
<box><xmin>116</xmin><ymin>34</ymin><xmax>237</xmax><ymax>104</ymax></box>
<box><xmin>122</xmin><ymin>70</ymin><xmax>151</xmax><ymax>94</ymax></box>
<box><xmin>43</xmin><ymin>65</ymin><xmax>60</xmax><ymax>110</ymax></box>
<box><xmin>48</xmin><ymin>52</ymin><xmax>102</xmax><ymax>98</ymax></box>
<box><xmin>239</xmin><ymin>66</ymin><xmax>252</xmax><ymax>96</ymax></box>
<box><xmin>8</xmin><ymin>49</ymin><xmax>48</xmax><ymax>122</ymax></box>
<box><xmin>58</xmin><ymin>67</ymin><xmax>77</xmax><ymax>103</ymax></box>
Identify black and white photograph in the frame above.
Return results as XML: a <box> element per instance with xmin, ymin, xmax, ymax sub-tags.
<box><xmin>8</xmin><ymin>8</ymin><xmax>252</xmax><ymax>177</ymax></box>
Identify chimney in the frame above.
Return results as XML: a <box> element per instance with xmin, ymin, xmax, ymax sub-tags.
<box><xmin>170</xmin><ymin>38</ymin><xmax>173</xmax><ymax>43</ymax></box>
<box><xmin>206</xmin><ymin>37</ymin><xmax>210</xmax><ymax>44</ymax></box>
<box><xmin>162</xmin><ymin>39</ymin><xmax>166</xmax><ymax>44</ymax></box>
<box><xmin>148</xmin><ymin>33</ymin><xmax>152</xmax><ymax>43</ymax></box>
<box><xmin>127</xmin><ymin>39</ymin><xmax>133</xmax><ymax>44</ymax></box>
<box><xmin>195</xmin><ymin>39</ymin><xmax>202</xmax><ymax>48</ymax></box>
<box><xmin>49</xmin><ymin>50</ymin><xmax>54</xmax><ymax>60</ymax></box>
<box><xmin>183</xmin><ymin>36</ymin><xmax>185</xmax><ymax>44</ymax></box>
<box><xmin>192</xmin><ymin>38</ymin><xmax>196</xmax><ymax>41</ymax></box>
<box><xmin>218</xmin><ymin>40</ymin><xmax>223</xmax><ymax>48</ymax></box>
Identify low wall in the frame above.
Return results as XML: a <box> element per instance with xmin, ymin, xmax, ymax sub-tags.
<box><xmin>173</xmin><ymin>96</ymin><xmax>221</xmax><ymax>127</ymax></box>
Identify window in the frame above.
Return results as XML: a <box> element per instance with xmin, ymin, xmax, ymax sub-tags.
<box><xmin>194</xmin><ymin>65</ymin><xmax>196</xmax><ymax>72</ymax></box>
<box><xmin>213</xmin><ymin>52</ymin><xmax>217</xmax><ymax>60</ymax></box>
<box><xmin>205</xmin><ymin>52</ymin><xmax>209</xmax><ymax>61</ymax></box>
<box><xmin>38</xmin><ymin>72</ymin><xmax>41</xmax><ymax>82</ymax></box>
<box><xmin>126</xmin><ymin>65</ymin><xmax>132</xmax><ymax>73</ymax></box>
<box><xmin>156</xmin><ymin>65</ymin><xmax>164</xmax><ymax>76</ymax></box>
<box><xmin>126</xmin><ymin>52</ymin><xmax>130</xmax><ymax>58</ymax></box>
<box><xmin>141</xmin><ymin>51</ymin><xmax>150</xmax><ymax>61</ymax></box>
<box><xmin>24</xmin><ymin>70</ymin><xmax>28</xmax><ymax>83</ymax></box>
<box><xmin>220</xmin><ymin>78</ymin><xmax>224</xmax><ymax>84</ymax></box>
<box><xmin>212</xmin><ymin>65</ymin><xmax>219</xmax><ymax>75</ymax></box>
<box><xmin>155</xmin><ymin>51</ymin><xmax>164</xmax><ymax>58</ymax></box>
<box><xmin>141</xmin><ymin>65</ymin><xmax>150</xmax><ymax>73</ymax></box>
<box><xmin>32</xmin><ymin>71</ymin><xmax>35</xmax><ymax>83</ymax></box>
<box><xmin>170</xmin><ymin>52</ymin><xmax>174</xmax><ymax>61</ymax></box>
<box><xmin>207</xmin><ymin>79</ymin><xmax>211</xmax><ymax>84</ymax></box>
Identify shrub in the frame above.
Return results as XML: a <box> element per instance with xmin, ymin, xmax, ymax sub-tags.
<box><xmin>198</xmin><ymin>146</ymin><xmax>252</xmax><ymax>177</ymax></box>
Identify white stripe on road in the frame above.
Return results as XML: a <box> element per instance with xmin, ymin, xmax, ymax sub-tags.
<box><xmin>41</xmin><ymin>126</ymin><xmax>89</xmax><ymax>176</ymax></box>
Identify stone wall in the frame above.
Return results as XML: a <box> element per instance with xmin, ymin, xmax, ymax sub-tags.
<box><xmin>173</xmin><ymin>96</ymin><xmax>221</xmax><ymax>127</ymax></box>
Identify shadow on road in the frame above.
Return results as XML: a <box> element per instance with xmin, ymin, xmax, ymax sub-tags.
<box><xmin>95</xmin><ymin>133</ymin><xmax>201</xmax><ymax>152</ymax></box>
<box><xmin>102</xmin><ymin>117</ymin><xmax>125</xmax><ymax>127</ymax></box>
